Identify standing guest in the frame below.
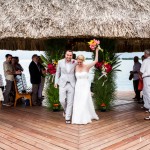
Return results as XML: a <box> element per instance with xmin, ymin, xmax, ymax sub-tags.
<box><xmin>37</xmin><ymin>56</ymin><xmax>46</xmax><ymax>105</ymax></box>
<box><xmin>138</xmin><ymin>55</ymin><xmax>145</xmax><ymax>104</ymax></box>
<box><xmin>130</xmin><ymin>56</ymin><xmax>141</xmax><ymax>102</ymax></box>
<box><xmin>141</xmin><ymin>55</ymin><xmax>145</xmax><ymax>61</ymax></box>
<box><xmin>140</xmin><ymin>49</ymin><xmax>150</xmax><ymax>120</ymax></box>
<box><xmin>73</xmin><ymin>53</ymin><xmax>76</xmax><ymax>59</ymax></box>
<box><xmin>3</xmin><ymin>54</ymin><xmax>21</xmax><ymax>106</ymax></box>
<box><xmin>29</xmin><ymin>54</ymin><xmax>41</xmax><ymax>106</ymax></box>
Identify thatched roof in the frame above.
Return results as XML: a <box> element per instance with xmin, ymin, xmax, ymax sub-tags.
<box><xmin>0</xmin><ymin>0</ymin><xmax>150</xmax><ymax>50</ymax></box>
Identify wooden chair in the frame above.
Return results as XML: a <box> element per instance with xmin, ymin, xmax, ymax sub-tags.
<box><xmin>14</xmin><ymin>75</ymin><xmax>32</xmax><ymax>107</ymax></box>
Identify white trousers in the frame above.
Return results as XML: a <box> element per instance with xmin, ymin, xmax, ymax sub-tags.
<box><xmin>59</xmin><ymin>83</ymin><xmax>74</xmax><ymax>120</ymax></box>
<box><xmin>143</xmin><ymin>77</ymin><xmax>150</xmax><ymax>110</ymax></box>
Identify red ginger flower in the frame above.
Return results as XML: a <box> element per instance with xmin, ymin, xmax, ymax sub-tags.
<box><xmin>104</xmin><ymin>63</ymin><xmax>112</xmax><ymax>73</ymax></box>
<box><xmin>47</xmin><ymin>63</ymin><xmax>56</xmax><ymax>75</ymax></box>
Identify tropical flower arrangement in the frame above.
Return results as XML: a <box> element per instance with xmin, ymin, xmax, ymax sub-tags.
<box><xmin>88</xmin><ymin>39</ymin><xmax>121</xmax><ymax>111</ymax></box>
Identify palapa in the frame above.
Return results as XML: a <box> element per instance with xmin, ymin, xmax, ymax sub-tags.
<box><xmin>0</xmin><ymin>0</ymin><xmax>150</xmax><ymax>50</ymax></box>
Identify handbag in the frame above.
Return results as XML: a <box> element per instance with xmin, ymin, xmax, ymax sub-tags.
<box><xmin>138</xmin><ymin>79</ymin><xmax>143</xmax><ymax>91</ymax></box>
<box><xmin>129</xmin><ymin>73</ymin><xmax>133</xmax><ymax>80</ymax></box>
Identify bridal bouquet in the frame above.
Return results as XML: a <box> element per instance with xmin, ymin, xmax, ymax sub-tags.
<box><xmin>88</xmin><ymin>39</ymin><xmax>103</xmax><ymax>52</ymax></box>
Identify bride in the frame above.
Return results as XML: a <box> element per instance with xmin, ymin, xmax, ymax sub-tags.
<box><xmin>72</xmin><ymin>48</ymin><xmax>99</xmax><ymax>124</ymax></box>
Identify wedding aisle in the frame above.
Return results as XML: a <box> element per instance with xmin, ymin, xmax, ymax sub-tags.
<box><xmin>0</xmin><ymin>103</ymin><xmax>150</xmax><ymax>150</ymax></box>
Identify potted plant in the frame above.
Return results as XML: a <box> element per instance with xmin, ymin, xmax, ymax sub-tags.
<box><xmin>52</xmin><ymin>100</ymin><xmax>61</xmax><ymax>112</ymax></box>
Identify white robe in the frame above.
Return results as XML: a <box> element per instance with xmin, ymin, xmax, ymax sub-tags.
<box><xmin>143</xmin><ymin>77</ymin><xmax>150</xmax><ymax>110</ymax></box>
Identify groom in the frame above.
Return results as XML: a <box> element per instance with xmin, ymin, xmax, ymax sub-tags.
<box><xmin>54</xmin><ymin>50</ymin><xmax>76</xmax><ymax>124</ymax></box>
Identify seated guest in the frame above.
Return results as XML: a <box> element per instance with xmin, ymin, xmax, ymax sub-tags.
<box><xmin>0</xmin><ymin>74</ymin><xmax>4</xmax><ymax>92</ymax></box>
<box><xmin>29</xmin><ymin>54</ymin><xmax>41</xmax><ymax>106</ymax></box>
<box><xmin>3</xmin><ymin>54</ymin><xmax>21</xmax><ymax>106</ymax></box>
<box><xmin>12</xmin><ymin>57</ymin><xmax>24</xmax><ymax>72</ymax></box>
<box><xmin>15</xmin><ymin>57</ymin><xmax>24</xmax><ymax>71</ymax></box>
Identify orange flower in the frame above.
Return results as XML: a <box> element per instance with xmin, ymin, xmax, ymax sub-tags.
<box><xmin>101</xmin><ymin>103</ymin><xmax>106</xmax><ymax>107</ymax></box>
<box><xmin>53</xmin><ymin>104</ymin><xmax>59</xmax><ymax>107</ymax></box>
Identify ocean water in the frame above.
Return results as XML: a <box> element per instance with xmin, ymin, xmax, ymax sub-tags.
<box><xmin>0</xmin><ymin>50</ymin><xmax>143</xmax><ymax>91</ymax></box>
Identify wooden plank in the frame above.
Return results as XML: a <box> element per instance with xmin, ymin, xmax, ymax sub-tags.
<box><xmin>0</xmin><ymin>131</ymin><xmax>42</xmax><ymax>150</ymax></box>
<box><xmin>138</xmin><ymin>144</ymin><xmax>150</xmax><ymax>150</ymax></box>
<box><xmin>114</xmin><ymin>133</ymin><xmax>150</xmax><ymax>150</ymax></box>
<box><xmin>0</xmin><ymin>142</ymin><xmax>16</xmax><ymax>150</ymax></box>
<box><xmin>0</xmin><ymin>125</ymin><xmax>68</xmax><ymax>150</ymax></box>
<box><xmin>0</xmin><ymin>102</ymin><xmax>149</xmax><ymax>150</ymax></box>
<box><xmin>102</xmin><ymin>129</ymin><xmax>150</xmax><ymax>150</ymax></box>
<box><xmin>0</xmin><ymin>111</ymin><xmax>79</xmax><ymax>143</ymax></box>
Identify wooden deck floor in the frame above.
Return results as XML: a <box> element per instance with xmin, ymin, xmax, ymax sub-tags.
<box><xmin>0</xmin><ymin>103</ymin><xmax>150</xmax><ymax>150</ymax></box>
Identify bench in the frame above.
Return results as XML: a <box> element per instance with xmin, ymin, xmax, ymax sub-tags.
<box><xmin>14</xmin><ymin>74</ymin><xmax>32</xmax><ymax>107</ymax></box>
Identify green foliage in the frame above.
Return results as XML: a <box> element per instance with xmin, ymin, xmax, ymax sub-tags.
<box><xmin>93</xmin><ymin>70</ymin><xmax>117</xmax><ymax>109</ymax></box>
<box><xmin>46</xmin><ymin>81</ymin><xmax>60</xmax><ymax>110</ymax></box>
<box><xmin>44</xmin><ymin>39</ymin><xmax>67</xmax><ymax>62</ymax></box>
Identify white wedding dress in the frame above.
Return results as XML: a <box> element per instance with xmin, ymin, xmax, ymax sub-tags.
<box><xmin>72</xmin><ymin>72</ymin><xmax>99</xmax><ymax>124</ymax></box>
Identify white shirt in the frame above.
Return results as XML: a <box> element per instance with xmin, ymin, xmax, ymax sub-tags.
<box><xmin>66</xmin><ymin>61</ymin><xmax>71</xmax><ymax>73</ymax></box>
<box><xmin>133</xmin><ymin>62</ymin><xmax>141</xmax><ymax>80</ymax></box>
<box><xmin>140</xmin><ymin>57</ymin><xmax>150</xmax><ymax>78</ymax></box>
<box><xmin>3</xmin><ymin>61</ymin><xmax>15</xmax><ymax>81</ymax></box>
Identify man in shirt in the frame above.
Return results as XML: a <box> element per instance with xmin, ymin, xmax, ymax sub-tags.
<box><xmin>3</xmin><ymin>54</ymin><xmax>21</xmax><ymax>106</ymax></box>
<box><xmin>130</xmin><ymin>56</ymin><xmax>141</xmax><ymax>102</ymax></box>
<box><xmin>140</xmin><ymin>49</ymin><xmax>150</xmax><ymax>120</ymax></box>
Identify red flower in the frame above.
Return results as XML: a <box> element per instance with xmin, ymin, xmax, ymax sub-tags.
<box><xmin>104</xmin><ymin>63</ymin><xmax>112</xmax><ymax>73</ymax></box>
<box><xmin>95</xmin><ymin>62</ymin><xmax>103</xmax><ymax>69</ymax></box>
<box><xmin>48</xmin><ymin>63</ymin><xmax>54</xmax><ymax>69</ymax></box>
<box><xmin>47</xmin><ymin>63</ymin><xmax>56</xmax><ymax>75</ymax></box>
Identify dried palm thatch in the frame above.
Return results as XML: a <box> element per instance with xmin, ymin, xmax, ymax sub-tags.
<box><xmin>0</xmin><ymin>0</ymin><xmax>150</xmax><ymax>50</ymax></box>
